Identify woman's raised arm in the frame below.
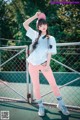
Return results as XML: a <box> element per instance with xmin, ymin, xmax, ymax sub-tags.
<box><xmin>23</xmin><ymin>12</ymin><xmax>41</xmax><ymax>30</ymax></box>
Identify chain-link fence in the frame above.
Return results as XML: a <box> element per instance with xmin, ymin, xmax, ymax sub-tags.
<box><xmin>0</xmin><ymin>46</ymin><xmax>30</xmax><ymax>102</ymax></box>
<box><xmin>30</xmin><ymin>42</ymin><xmax>80</xmax><ymax>110</ymax></box>
<box><xmin>0</xmin><ymin>42</ymin><xmax>80</xmax><ymax>111</ymax></box>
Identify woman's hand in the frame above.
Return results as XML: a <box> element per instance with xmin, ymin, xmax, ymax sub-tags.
<box><xmin>23</xmin><ymin>11</ymin><xmax>41</xmax><ymax>30</ymax></box>
<box><xmin>34</xmin><ymin>12</ymin><xmax>42</xmax><ymax>18</ymax></box>
<box><xmin>41</xmin><ymin>62</ymin><xmax>50</xmax><ymax>71</ymax></box>
<box><xmin>44</xmin><ymin>65</ymin><xmax>50</xmax><ymax>72</ymax></box>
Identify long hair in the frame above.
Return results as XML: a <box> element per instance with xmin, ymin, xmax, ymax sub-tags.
<box><xmin>32</xmin><ymin>19</ymin><xmax>50</xmax><ymax>50</ymax></box>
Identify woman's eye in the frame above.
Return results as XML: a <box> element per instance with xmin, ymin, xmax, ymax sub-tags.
<box><xmin>40</xmin><ymin>25</ymin><xmax>42</xmax><ymax>27</ymax></box>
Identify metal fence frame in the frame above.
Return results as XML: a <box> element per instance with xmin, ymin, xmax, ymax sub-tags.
<box><xmin>0</xmin><ymin>45</ymin><xmax>30</xmax><ymax>103</ymax></box>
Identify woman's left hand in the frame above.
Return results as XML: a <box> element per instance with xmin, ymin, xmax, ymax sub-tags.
<box><xmin>43</xmin><ymin>65</ymin><xmax>50</xmax><ymax>72</ymax></box>
<box><xmin>41</xmin><ymin>62</ymin><xmax>50</xmax><ymax>71</ymax></box>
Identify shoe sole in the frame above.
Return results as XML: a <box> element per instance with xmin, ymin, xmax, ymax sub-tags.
<box><xmin>38</xmin><ymin>112</ymin><xmax>45</xmax><ymax>117</ymax></box>
<box><xmin>57</xmin><ymin>104</ymin><xmax>70</xmax><ymax>116</ymax></box>
<box><xmin>38</xmin><ymin>110</ymin><xmax>45</xmax><ymax>117</ymax></box>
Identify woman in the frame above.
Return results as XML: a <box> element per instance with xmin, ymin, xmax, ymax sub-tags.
<box><xmin>23</xmin><ymin>12</ymin><xmax>70</xmax><ymax>116</ymax></box>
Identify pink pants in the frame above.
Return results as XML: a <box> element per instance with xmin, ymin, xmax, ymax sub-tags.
<box><xmin>28</xmin><ymin>63</ymin><xmax>60</xmax><ymax>100</ymax></box>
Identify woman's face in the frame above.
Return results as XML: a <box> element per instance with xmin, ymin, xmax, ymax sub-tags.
<box><xmin>38</xmin><ymin>24</ymin><xmax>48</xmax><ymax>32</ymax></box>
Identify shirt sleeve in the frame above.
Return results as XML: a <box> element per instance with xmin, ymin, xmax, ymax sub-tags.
<box><xmin>47</xmin><ymin>36</ymin><xmax>57</xmax><ymax>55</ymax></box>
<box><xmin>26</xmin><ymin>27</ymin><xmax>38</xmax><ymax>42</ymax></box>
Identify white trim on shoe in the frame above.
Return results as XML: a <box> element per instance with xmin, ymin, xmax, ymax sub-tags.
<box><xmin>38</xmin><ymin>106</ymin><xmax>45</xmax><ymax>116</ymax></box>
<box><xmin>57</xmin><ymin>104</ymin><xmax>70</xmax><ymax>115</ymax></box>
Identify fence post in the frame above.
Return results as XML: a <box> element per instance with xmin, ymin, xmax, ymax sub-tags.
<box><xmin>27</xmin><ymin>45</ymin><xmax>34</xmax><ymax>103</ymax></box>
<box><xmin>25</xmin><ymin>45</ymin><xmax>30</xmax><ymax>102</ymax></box>
<box><xmin>0</xmin><ymin>51</ymin><xmax>1</xmax><ymax>72</ymax></box>
<box><xmin>0</xmin><ymin>41</ymin><xmax>1</xmax><ymax>71</ymax></box>
<box><xmin>28</xmin><ymin>45</ymin><xmax>34</xmax><ymax>102</ymax></box>
<box><xmin>26</xmin><ymin>45</ymin><xmax>33</xmax><ymax>103</ymax></box>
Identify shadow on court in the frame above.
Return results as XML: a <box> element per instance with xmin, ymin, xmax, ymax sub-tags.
<box><xmin>0</xmin><ymin>102</ymin><xmax>80</xmax><ymax>120</ymax></box>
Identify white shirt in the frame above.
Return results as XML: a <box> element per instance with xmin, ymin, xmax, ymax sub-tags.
<box><xmin>26</xmin><ymin>27</ymin><xmax>57</xmax><ymax>65</ymax></box>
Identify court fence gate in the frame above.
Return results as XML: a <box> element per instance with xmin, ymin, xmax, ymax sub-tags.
<box><xmin>0</xmin><ymin>45</ymin><xmax>30</xmax><ymax>103</ymax></box>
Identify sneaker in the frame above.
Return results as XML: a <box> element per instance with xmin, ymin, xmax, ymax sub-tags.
<box><xmin>57</xmin><ymin>104</ymin><xmax>70</xmax><ymax>115</ymax></box>
<box><xmin>38</xmin><ymin>106</ymin><xmax>45</xmax><ymax>116</ymax></box>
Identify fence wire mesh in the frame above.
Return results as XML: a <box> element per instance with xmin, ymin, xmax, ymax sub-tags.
<box><xmin>0</xmin><ymin>46</ymin><xmax>29</xmax><ymax>102</ymax></box>
<box><xmin>0</xmin><ymin>43</ymin><xmax>80</xmax><ymax>110</ymax></box>
<box><xmin>31</xmin><ymin>43</ymin><xmax>80</xmax><ymax>109</ymax></box>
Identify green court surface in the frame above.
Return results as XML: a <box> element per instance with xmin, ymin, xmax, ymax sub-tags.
<box><xmin>0</xmin><ymin>102</ymin><xmax>80</xmax><ymax>120</ymax></box>
<box><xmin>0</xmin><ymin>83</ymin><xmax>80</xmax><ymax>120</ymax></box>
<box><xmin>0</xmin><ymin>83</ymin><xmax>80</xmax><ymax>106</ymax></box>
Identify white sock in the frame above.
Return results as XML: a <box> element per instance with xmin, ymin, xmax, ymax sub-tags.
<box><xmin>37</xmin><ymin>99</ymin><xmax>44</xmax><ymax>108</ymax></box>
<box><xmin>57</xmin><ymin>96</ymin><xmax>65</xmax><ymax>106</ymax></box>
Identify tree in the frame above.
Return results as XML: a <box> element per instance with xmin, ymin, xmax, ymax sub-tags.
<box><xmin>0</xmin><ymin>0</ymin><xmax>13</xmax><ymax>46</ymax></box>
<box><xmin>1</xmin><ymin>0</ymin><xmax>80</xmax><ymax>71</ymax></box>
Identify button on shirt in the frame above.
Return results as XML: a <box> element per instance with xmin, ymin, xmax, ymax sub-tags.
<box><xmin>26</xmin><ymin>27</ymin><xmax>57</xmax><ymax>65</ymax></box>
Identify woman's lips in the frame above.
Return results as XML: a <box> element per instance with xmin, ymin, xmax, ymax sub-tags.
<box><xmin>43</xmin><ymin>28</ymin><xmax>45</xmax><ymax>30</ymax></box>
